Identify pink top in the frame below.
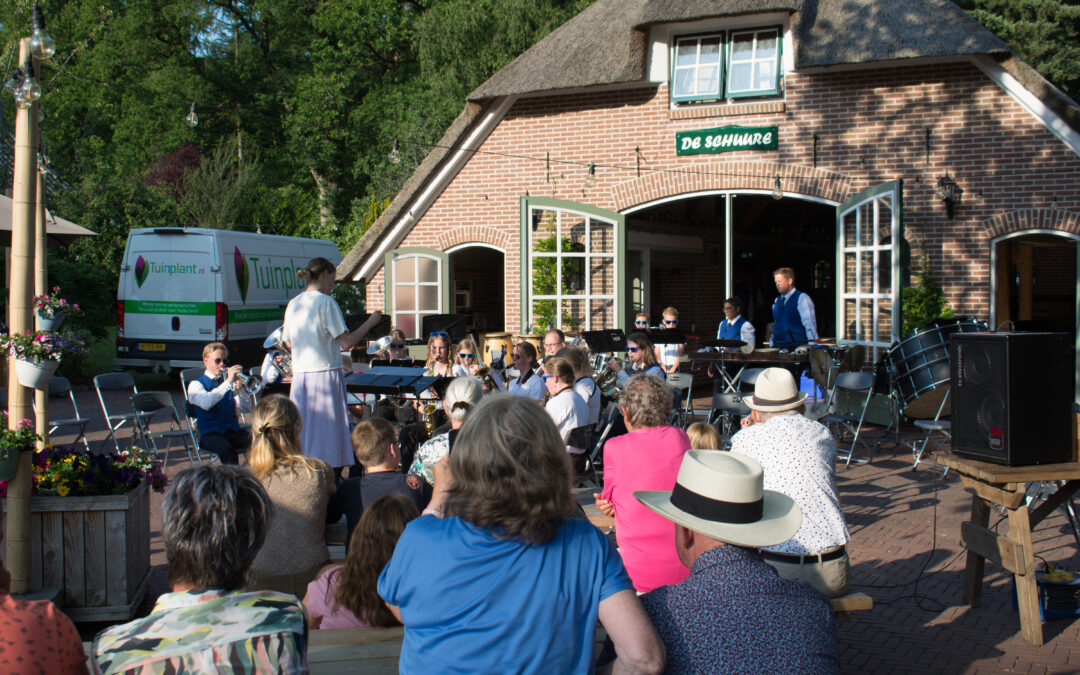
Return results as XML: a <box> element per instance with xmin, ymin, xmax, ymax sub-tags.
<box><xmin>600</xmin><ymin>425</ymin><xmax>691</xmax><ymax>592</ymax></box>
<box><xmin>304</xmin><ymin>565</ymin><xmax>371</xmax><ymax>629</ymax></box>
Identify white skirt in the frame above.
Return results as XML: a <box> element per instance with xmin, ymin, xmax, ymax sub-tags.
<box><xmin>289</xmin><ymin>369</ymin><xmax>354</xmax><ymax>468</ymax></box>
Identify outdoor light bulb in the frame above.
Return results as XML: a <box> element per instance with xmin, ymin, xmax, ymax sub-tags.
<box><xmin>14</xmin><ymin>91</ymin><xmax>29</xmax><ymax>109</ymax></box>
<box><xmin>20</xmin><ymin>78</ymin><xmax>42</xmax><ymax>102</ymax></box>
<box><xmin>186</xmin><ymin>102</ymin><xmax>198</xmax><ymax>128</ymax></box>
<box><xmin>388</xmin><ymin>139</ymin><xmax>401</xmax><ymax>165</ymax></box>
<box><xmin>30</xmin><ymin>5</ymin><xmax>56</xmax><ymax>60</ymax></box>
<box><xmin>584</xmin><ymin>164</ymin><xmax>597</xmax><ymax>189</ymax></box>
<box><xmin>771</xmin><ymin>176</ymin><xmax>783</xmax><ymax>200</ymax></box>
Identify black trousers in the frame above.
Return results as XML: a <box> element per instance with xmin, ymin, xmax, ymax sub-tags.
<box><xmin>199</xmin><ymin>428</ymin><xmax>251</xmax><ymax>465</ymax></box>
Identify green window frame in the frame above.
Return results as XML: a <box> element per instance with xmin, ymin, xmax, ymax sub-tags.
<box><xmin>383</xmin><ymin>247</ymin><xmax>450</xmax><ymax>340</ymax></box>
<box><xmin>671</xmin><ymin>27</ymin><xmax>782</xmax><ymax>103</ymax></box>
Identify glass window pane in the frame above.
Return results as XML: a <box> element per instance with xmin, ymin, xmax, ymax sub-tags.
<box><xmin>565</xmin><ymin>299</ymin><xmax>586</xmax><ymax>331</ymax></box>
<box><xmin>395</xmin><ymin>257</ymin><xmax>415</xmax><ymax>283</ymax></box>
<box><xmin>860</xmin><ymin>299</ymin><xmax>874</xmax><ymax>341</ymax></box>
<box><xmin>755</xmin><ymin>61</ymin><xmax>775</xmax><ymax>90</ymax></box>
<box><xmin>843</xmin><ymin>210</ymin><xmax>857</xmax><ymax>247</ymax></box>
<box><xmin>730</xmin><ymin>63</ymin><xmax>752</xmax><ymax>92</ymax></box>
<box><xmin>844</xmin><ymin>253</ymin><xmax>857</xmax><ymax>293</ymax></box>
<box><xmin>878</xmin><ymin>250</ymin><xmax>892</xmax><ymax>293</ymax></box>
<box><xmin>731</xmin><ymin>34</ymin><xmax>754</xmax><ymax>61</ymax></box>
<box><xmin>533</xmin><ymin>300</ymin><xmax>558</xmax><ymax>333</ymax></box>
<box><xmin>590</xmin><ymin>298</ymin><xmax>615</xmax><ymax>330</ymax></box>
<box><xmin>674</xmin><ymin>69</ymin><xmax>693</xmax><ymax>97</ymax></box>
<box><xmin>532</xmin><ymin>209</ymin><xmax>558</xmax><ymax>252</ymax></box>
<box><xmin>877</xmin><ymin>299</ymin><xmax>893</xmax><ymax>344</ymax></box>
<box><xmin>700</xmin><ymin>38</ymin><xmax>721</xmax><ymax>63</ymax></box>
<box><xmin>698</xmin><ymin>65</ymin><xmax>719</xmax><ymax>95</ymax></box>
<box><xmin>877</xmin><ymin>200</ymin><xmax>893</xmax><ymax>244</ymax></box>
<box><xmin>396</xmin><ymin>314</ymin><xmax>417</xmax><ymax>340</ymax></box>
<box><xmin>562</xmin><ymin>258</ymin><xmax>585</xmax><ymax>296</ymax></box>
<box><xmin>590</xmin><ymin>257</ymin><xmax>614</xmax><ymax>296</ymax></box>
<box><xmin>843</xmin><ymin>299</ymin><xmax>858</xmax><ymax>341</ymax></box>
<box><xmin>563</xmin><ymin>214</ymin><xmax>586</xmax><ymax>252</ymax></box>
<box><xmin>533</xmin><ymin>257</ymin><xmax>556</xmax><ymax>296</ymax></box>
<box><xmin>859</xmin><ymin>253</ymin><xmax>873</xmax><ymax>293</ymax></box>
<box><xmin>859</xmin><ymin>204</ymin><xmax>873</xmax><ymax>246</ymax></box>
<box><xmin>396</xmin><ymin>285</ymin><xmax>416</xmax><ymax>312</ymax></box>
<box><xmin>416</xmin><ymin>256</ymin><xmax>438</xmax><ymax>283</ymax></box>
<box><xmin>676</xmin><ymin>41</ymin><xmax>698</xmax><ymax>67</ymax></box>
<box><xmin>590</xmin><ymin>218</ymin><xmax>614</xmax><ymax>254</ymax></box>
<box><xmin>757</xmin><ymin>33</ymin><xmax>778</xmax><ymax>55</ymax></box>
<box><xmin>419</xmin><ymin>285</ymin><xmax>439</xmax><ymax>312</ymax></box>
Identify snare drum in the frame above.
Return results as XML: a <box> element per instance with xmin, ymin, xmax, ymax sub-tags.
<box><xmin>483</xmin><ymin>332</ymin><xmax>513</xmax><ymax>365</ymax></box>
<box><xmin>886</xmin><ymin>319</ymin><xmax>986</xmax><ymax>418</ymax></box>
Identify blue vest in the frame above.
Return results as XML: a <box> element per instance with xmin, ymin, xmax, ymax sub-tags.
<box><xmin>719</xmin><ymin>316</ymin><xmax>747</xmax><ymax>341</ymax></box>
<box><xmin>193</xmin><ymin>374</ymin><xmax>240</xmax><ymax>435</ymax></box>
<box><xmin>772</xmin><ymin>290</ymin><xmax>807</xmax><ymax>349</ymax></box>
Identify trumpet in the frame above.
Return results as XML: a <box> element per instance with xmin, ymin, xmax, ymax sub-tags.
<box><xmin>263</xmin><ymin>327</ymin><xmax>293</xmax><ymax>378</ymax></box>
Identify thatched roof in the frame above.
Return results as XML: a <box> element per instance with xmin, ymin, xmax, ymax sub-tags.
<box><xmin>468</xmin><ymin>0</ymin><xmax>1011</xmax><ymax>102</ymax></box>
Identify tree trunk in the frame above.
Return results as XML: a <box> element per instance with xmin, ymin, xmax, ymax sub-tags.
<box><xmin>310</xmin><ymin>167</ymin><xmax>338</xmax><ymax>232</ymax></box>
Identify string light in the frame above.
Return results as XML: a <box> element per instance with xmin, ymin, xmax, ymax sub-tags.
<box><xmin>772</xmin><ymin>176</ymin><xmax>783</xmax><ymax>200</ymax></box>
<box><xmin>185</xmin><ymin>101</ymin><xmax>198</xmax><ymax>128</ymax></box>
<box><xmin>29</xmin><ymin>4</ymin><xmax>56</xmax><ymax>60</ymax></box>
<box><xmin>583</xmin><ymin>163</ymin><xmax>597</xmax><ymax>188</ymax></box>
<box><xmin>388</xmin><ymin>139</ymin><xmax>401</xmax><ymax>165</ymax></box>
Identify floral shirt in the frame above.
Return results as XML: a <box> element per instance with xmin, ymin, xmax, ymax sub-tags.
<box><xmin>90</xmin><ymin>588</ymin><xmax>308</xmax><ymax>674</ymax></box>
<box><xmin>408</xmin><ymin>431</ymin><xmax>450</xmax><ymax>485</ymax></box>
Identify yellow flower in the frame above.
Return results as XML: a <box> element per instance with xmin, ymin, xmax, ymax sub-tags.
<box><xmin>56</xmin><ymin>484</ymin><xmax>69</xmax><ymax>497</ymax></box>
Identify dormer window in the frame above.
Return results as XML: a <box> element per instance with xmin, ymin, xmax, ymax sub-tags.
<box><xmin>671</xmin><ymin>27</ymin><xmax>782</xmax><ymax>103</ymax></box>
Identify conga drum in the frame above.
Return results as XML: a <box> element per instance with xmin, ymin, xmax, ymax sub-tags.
<box><xmin>483</xmin><ymin>332</ymin><xmax>513</xmax><ymax>365</ymax></box>
<box><xmin>516</xmin><ymin>333</ymin><xmax>543</xmax><ymax>356</ymax></box>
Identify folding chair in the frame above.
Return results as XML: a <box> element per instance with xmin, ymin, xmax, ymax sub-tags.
<box><xmin>94</xmin><ymin>372</ymin><xmax>154</xmax><ymax>452</ymax></box>
<box><xmin>42</xmin><ymin>376</ymin><xmax>91</xmax><ymax>451</ymax></box>
<box><xmin>131</xmin><ymin>391</ymin><xmax>202</xmax><ymax>465</ymax></box>
<box><xmin>179</xmin><ymin>368</ymin><xmax>220</xmax><ymax>464</ymax></box>
<box><xmin>912</xmin><ymin>388</ymin><xmax>951</xmax><ymax>474</ymax></box>
<box><xmin>706</xmin><ymin>392</ymin><xmax>751</xmax><ymax>450</ymax></box>
<box><xmin>583</xmin><ymin>408</ymin><xmax>620</xmax><ymax>487</ymax></box>
<box><xmin>820</xmin><ymin>371</ymin><xmax>875</xmax><ymax>466</ymax></box>
<box><xmin>665</xmin><ymin>372</ymin><xmax>694</xmax><ymax>427</ymax></box>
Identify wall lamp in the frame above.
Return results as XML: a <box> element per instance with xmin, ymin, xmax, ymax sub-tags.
<box><xmin>936</xmin><ymin>173</ymin><xmax>963</xmax><ymax>219</ymax></box>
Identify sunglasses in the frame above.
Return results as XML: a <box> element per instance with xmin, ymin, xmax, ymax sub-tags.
<box><xmin>626</xmin><ymin>346</ymin><xmax>640</xmax><ymax>353</ymax></box>
<box><xmin>459</xmin><ymin>353</ymin><xmax>475</xmax><ymax>359</ymax></box>
<box><xmin>635</xmin><ymin>320</ymin><xmax>648</xmax><ymax>325</ymax></box>
<box><xmin>430</xmin><ymin>331</ymin><xmax>449</xmax><ymax>339</ymax></box>
<box><xmin>211</xmin><ymin>358</ymin><xmax>226</xmax><ymax>364</ymax></box>
<box><xmin>663</xmin><ymin>319</ymin><xmax>678</xmax><ymax>325</ymax></box>
<box><xmin>390</xmin><ymin>343</ymin><xmax>406</xmax><ymax>349</ymax></box>
<box><xmin>541</xmin><ymin>374</ymin><xmax>555</xmax><ymax>380</ymax></box>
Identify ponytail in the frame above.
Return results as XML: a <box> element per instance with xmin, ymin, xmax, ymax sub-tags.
<box><xmin>299</xmin><ymin>257</ymin><xmax>337</xmax><ymax>285</ymax></box>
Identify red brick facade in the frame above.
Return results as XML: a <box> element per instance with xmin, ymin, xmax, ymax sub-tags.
<box><xmin>366</xmin><ymin>61</ymin><xmax>1080</xmax><ymax>334</ymax></box>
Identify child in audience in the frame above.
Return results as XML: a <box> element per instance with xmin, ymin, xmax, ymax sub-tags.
<box><xmin>654</xmin><ymin>306</ymin><xmax>684</xmax><ymax>375</ymax></box>
<box><xmin>327</xmin><ymin>418</ymin><xmax>431</xmax><ymax>547</ymax></box>
<box><xmin>305</xmin><ymin>494</ymin><xmax>419</xmax><ymax>629</ymax></box>
<box><xmin>687</xmin><ymin>422</ymin><xmax>724</xmax><ymax>451</ymax></box>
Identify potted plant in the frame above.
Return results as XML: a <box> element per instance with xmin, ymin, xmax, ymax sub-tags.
<box><xmin>0</xmin><ymin>413</ymin><xmax>41</xmax><ymax>482</ymax></box>
<box><xmin>0</xmin><ymin>444</ymin><xmax>167</xmax><ymax>620</ymax></box>
<box><xmin>0</xmin><ymin>329</ymin><xmax>88</xmax><ymax>389</ymax></box>
<box><xmin>32</xmin><ymin>286</ymin><xmax>84</xmax><ymax>331</ymax></box>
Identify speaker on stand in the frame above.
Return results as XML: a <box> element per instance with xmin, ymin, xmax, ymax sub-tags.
<box><xmin>950</xmin><ymin>332</ymin><xmax>1075</xmax><ymax>466</ymax></box>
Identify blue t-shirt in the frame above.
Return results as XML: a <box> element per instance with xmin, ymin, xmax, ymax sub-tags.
<box><xmin>378</xmin><ymin>515</ymin><xmax>632</xmax><ymax>674</ymax></box>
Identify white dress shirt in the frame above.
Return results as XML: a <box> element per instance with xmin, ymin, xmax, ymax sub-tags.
<box><xmin>730</xmin><ymin>413</ymin><xmax>849</xmax><ymax>555</ymax></box>
<box><xmin>187</xmin><ymin>371</ymin><xmax>254</xmax><ymax>414</ymax></box>
<box><xmin>508</xmin><ymin>369</ymin><xmax>545</xmax><ymax>401</ymax></box>
<box><xmin>574</xmin><ymin>376</ymin><xmax>601</xmax><ymax>426</ymax></box>
<box><xmin>544</xmin><ymin>387</ymin><xmax>589</xmax><ymax>454</ymax></box>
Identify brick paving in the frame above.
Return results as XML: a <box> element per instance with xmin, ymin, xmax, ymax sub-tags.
<box><xmin>39</xmin><ymin>382</ymin><xmax>1080</xmax><ymax>672</ymax></box>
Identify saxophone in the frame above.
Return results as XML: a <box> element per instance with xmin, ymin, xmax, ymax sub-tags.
<box><xmin>419</xmin><ymin>403</ymin><xmax>439</xmax><ymax>440</ymax></box>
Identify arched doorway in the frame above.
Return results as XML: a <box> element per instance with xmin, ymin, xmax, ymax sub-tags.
<box><xmin>993</xmin><ymin>231</ymin><xmax>1078</xmax><ymax>334</ymax></box>
<box><xmin>448</xmin><ymin>244</ymin><xmax>505</xmax><ymax>333</ymax></box>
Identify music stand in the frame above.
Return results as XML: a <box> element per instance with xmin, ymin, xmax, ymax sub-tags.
<box><xmin>582</xmin><ymin>329</ymin><xmax>627</xmax><ymax>354</ymax></box>
<box><xmin>647</xmin><ymin>328</ymin><xmax>686</xmax><ymax>345</ymax></box>
<box><xmin>344</xmin><ymin>367</ymin><xmax>442</xmax><ymax>397</ymax></box>
<box><xmin>422</xmin><ymin>314</ymin><xmax>469</xmax><ymax>344</ymax></box>
<box><xmin>346</xmin><ymin>313</ymin><xmax>392</xmax><ymax>339</ymax></box>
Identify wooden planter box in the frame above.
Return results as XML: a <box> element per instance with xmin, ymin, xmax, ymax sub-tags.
<box><xmin>1</xmin><ymin>481</ymin><xmax>150</xmax><ymax>621</ymax></box>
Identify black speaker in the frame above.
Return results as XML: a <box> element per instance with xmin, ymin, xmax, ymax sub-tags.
<box><xmin>950</xmin><ymin>332</ymin><xmax>1075</xmax><ymax>466</ymax></box>
<box><xmin>421</xmin><ymin>314</ymin><xmax>469</xmax><ymax>344</ymax></box>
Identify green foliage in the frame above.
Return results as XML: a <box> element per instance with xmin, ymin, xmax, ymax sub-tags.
<box><xmin>901</xmin><ymin>262</ymin><xmax>956</xmax><ymax>335</ymax></box>
<box><xmin>331</xmin><ymin>283</ymin><xmax>366</xmax><ymax>316</ymax></box>
<box><xmin>180</xmin><ymin>137</ymin><xmax>261</xmax><ymax>228</ymax></box>
<box><xmin>531</xmin><ymin>233</ymin><xmax>581</xmax><ymax>331</ymax></box>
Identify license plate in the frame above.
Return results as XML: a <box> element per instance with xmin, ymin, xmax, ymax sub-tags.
<box><xmin>139</xmin><ymin>342</ymin><xmax>166</xmax><ymax>352</ymax></box>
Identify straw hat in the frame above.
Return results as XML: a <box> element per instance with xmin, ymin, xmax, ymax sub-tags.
<box><xmin>634</xmin><ymin>451</ymin><xmax>801</xmax><ymax>548</ymax></box>
<box><xmin>744</xmin><ymin>367</ymin><xmax>807</xmax><ymax>412</ymax></box>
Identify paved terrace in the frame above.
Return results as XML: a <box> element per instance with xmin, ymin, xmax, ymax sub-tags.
<box><xmin>38</xmin><ymin>382</ymin><xmax>1080</xmax><ymax>673</ymax></box>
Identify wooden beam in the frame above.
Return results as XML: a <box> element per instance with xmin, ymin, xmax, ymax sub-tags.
<box><xmin>958</xmin><ymin>476</ymin><xmax>1026</xmax><ymax>510</ymax></box>
<box><xmin>960</xmin><ymin>522</ymin><xmax>1027</xmax><ymax>575</ymax></box>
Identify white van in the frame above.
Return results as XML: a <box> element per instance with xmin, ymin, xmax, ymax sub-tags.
<box><xmin>115</xmin><ymin>228</ymin><xmax>342</xmax><ymax>371</ymax></box>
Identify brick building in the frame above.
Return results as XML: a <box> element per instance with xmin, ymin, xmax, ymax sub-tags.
<box><xmin>339</xmin><ymin>0</ymin><xmax>1080</xmax><ymax>387</ymax></box>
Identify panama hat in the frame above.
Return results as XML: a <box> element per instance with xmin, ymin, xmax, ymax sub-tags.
<box><xmin>744</xmin><ymin>367</ymin><xmax>807</xmax><ymax>412</ymax></box>
<box><xmin>634</xmin><ymin>451</ymin><xmax>801</xmax><ymax>548</ymax></box>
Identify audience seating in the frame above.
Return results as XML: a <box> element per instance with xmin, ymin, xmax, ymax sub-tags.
<box><xmin>42</xmin><ymin>376</ymin><xmax>92</xmax><ymax>451</ymax></box>
<box><xmin>131</xmin><ymin>391</ymin><xmax>202</xmax><ymax>465</ymax></box>
<box><xmin>94</xmin><ymin>372</ymin><xmax>154</xmax><ymax>452</ymax></box>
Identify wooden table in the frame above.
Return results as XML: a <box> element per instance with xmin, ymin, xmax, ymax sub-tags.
<box><xmin>942</xmin><ymin>454</ymin><xmax>1080</xmax><ymax>646</ymax></box>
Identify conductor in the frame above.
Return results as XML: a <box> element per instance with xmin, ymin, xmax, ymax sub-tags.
<box><xmin>769</xmin><ymin>267</ymin><xmax>818</xmax><ymax>350</ymax></box>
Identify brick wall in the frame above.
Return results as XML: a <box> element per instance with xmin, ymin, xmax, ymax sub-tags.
<box><xmin>367</xmin><ymin>61</ymin><xmax>1080</xmax><ymax>333</ymax></box>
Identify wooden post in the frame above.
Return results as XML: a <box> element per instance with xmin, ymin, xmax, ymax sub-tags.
<box><xmin>6</xmin><ymin>38</ymin><xmax>40</xmax><ymax>595</ymax></box>
<box><xmin>35</xmin><ymin>159</ymin><xmax>49</xmax><ymax>449</ymax></box>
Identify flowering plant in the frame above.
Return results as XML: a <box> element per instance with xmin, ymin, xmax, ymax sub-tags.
<box><xmin>0</xmin><ymin>329</ymin><xmax>89</xmax><ymax>363</ymax></box>
<box><xmin>0</xmin><ymin>444</ymin><xmax>168</xmax><ymax>498</ymax></box>
<box><xmin>33</xmin><ymin>286</ymin><xmax>84</xmax><ymax>318</ymax></box>
<box><xmin>0</xmin><ymin>413</ymin><xmax>41</xmax><ymax>462</ymax></box>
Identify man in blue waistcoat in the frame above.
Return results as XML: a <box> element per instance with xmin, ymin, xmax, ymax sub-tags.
<box><xmin>770</xmin><ymin>267</ymin><xmax>818</xmax><ymax>350</ymax></box>
<box><xmin>708</xmin><ymin>297</ymin><xmax>757</xmax><ymax>394</ymax></box>
<box><xmin>187</xmin><ymin>342</ymin><xmax>254</xmax><ymax>464</ymax></box>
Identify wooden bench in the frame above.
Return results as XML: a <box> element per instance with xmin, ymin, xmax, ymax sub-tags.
<box><xmin>831</xmin><ymin>591</ymin><xmax>873</xmax><ymax>622</ymax></box>
<box><xmin>309</xmin><ymin>626</ymin><xmax>404</xmax><ymax>673</ymax></box>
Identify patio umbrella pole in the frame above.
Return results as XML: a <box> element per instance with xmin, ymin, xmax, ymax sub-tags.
<box><xmin>6</xmin><ymin>38</ymin><xmax>39</xmax><ymax>595</ymax></box>
<box><xmin>35</xmin><ymin>167</ymin><xmax>48</xmax><ymax>449</ymax></box>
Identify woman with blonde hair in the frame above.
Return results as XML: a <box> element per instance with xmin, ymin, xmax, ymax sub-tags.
<box><xmin>608</xmin><ymin>331</ymin><xmax>664</xmax><ymax>386</ymax></box>
<box><xmin>379</xmin><ymin>394</ymin><xmax>665</xmax><ymax>673</ymax></box>
<box><xmin>686</xmin><ymin>422</ymin><xmax>724</xmax><ymax>451</ymax></box>
<box><xmin>304</xmin><ymin>494</ymin><xmax>419</xmax><ymax>629</ymax></box>
<box><xmin>246</xmin><ymin>395</ymin><xmax>336</xmax><ymax>596</ymax></box>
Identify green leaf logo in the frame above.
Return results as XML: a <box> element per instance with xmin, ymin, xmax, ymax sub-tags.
<box><xmin>135</xmin><ymin>255</ymin><xmax>148</xmax><ymax>287</ymax></box>
<box><xmin>234</xmin><ymin>247</ymin><xmax>249</xmax><ymax>303</ymax></box>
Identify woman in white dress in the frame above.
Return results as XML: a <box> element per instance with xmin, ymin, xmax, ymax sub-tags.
<box><xmin>283</xmin><ymin>257</ymin><xmax>382</xmax><ymax>469</ymax></box>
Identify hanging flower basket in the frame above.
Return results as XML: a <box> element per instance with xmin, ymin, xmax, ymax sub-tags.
<box><xmin>0</xmin><ymin>415</ymin><xmax>41</xmax><ymax>482</ymax></box>
<box><xmin>33</xmin><ymin>286</ymin><xmax>83</xmax><ymax>333</ymax></box>
<box><xmin>13</xmin><ymin>357</ymin><xmax>59</xmax><ymax>389</ymax></box>
<box><xmin>35</xmin><ymin>311</ymin><xmax>65</xmax><ymax>332</ymax></box>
